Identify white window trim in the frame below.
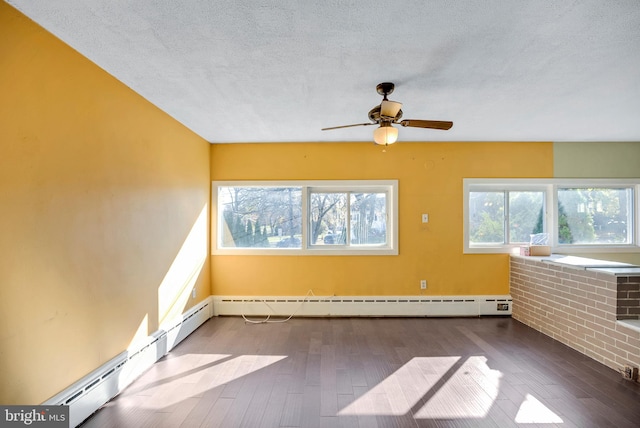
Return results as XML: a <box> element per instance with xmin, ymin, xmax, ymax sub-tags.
<box><xmin>212</xmin><ymin>180</ymin><xmax>398</xmax><ymax>256</ymax></box>
<box><xmin>463</xmin><ymin>178</ymin><xmax>640</xmax><ymax>254</ymax></box>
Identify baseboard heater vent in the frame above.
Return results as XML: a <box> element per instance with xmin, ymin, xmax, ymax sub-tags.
<box><xmin>43</xmin><ymin>297</ymin><xmax>213</xmax><ymax>427</ymax></box>
<box><xmin>212</xmin><ymin>295</ymin><xmax>512</xmax><ymax>318</ymax></box>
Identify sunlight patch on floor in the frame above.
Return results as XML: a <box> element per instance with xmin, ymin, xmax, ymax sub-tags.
<box><xmin>515</xmin><ymin>394</ymin><xmax>563</xmax><ymax>423</ymax></box>
<box><xmin>413</xmin><ymin>356</ymin><xmax>501</xmax><ymax>419</ymax></box>
<box><xmin>125</xmin><ymin>353</ymin><xmax>231</xmax><ymax>393</ymax></box>
<box><xmin>135</xmin><ymin>354</ymin><xmax>287</xmax><ymax>409</ymax></box>
<box><xmin>339</xmin><ymin>356</ymin><xmax>462</xmax><ymax>416</ymax></box>
<box><xmin>339</xmin><ymin>355</ymin><xmax>510</xmax><ymax>420</ymax></box>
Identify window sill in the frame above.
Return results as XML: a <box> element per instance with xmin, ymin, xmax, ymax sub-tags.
<box><xmin>466</xmin><ymin>245</ymin><xmax>640</xmax><ymax>255</ymax></box>
<box><xmin>212</xmin><ymin>248</ymin><xmax>399</xmax><ymax>256</ymax></box>
<box><xmin>618</xmin><ymin>320</ymin><xmax>640</xmax><ymax>334</ymax></box>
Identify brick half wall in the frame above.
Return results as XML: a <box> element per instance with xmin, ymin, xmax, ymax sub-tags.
<box><xmin>510</xmin><ymin>256</ymin><xmax>640</xmax><ymax>373</ymax></box>
<box><xmin>618</xmin><ymin>280</ymin><xmax>640</xmax><ymax>320</ymax></box>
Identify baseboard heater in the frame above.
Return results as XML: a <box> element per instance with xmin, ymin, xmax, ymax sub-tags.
<box><xmin>212</xmin><ymin>295</ymin><xmax>512</xmax><ymax>318</ymax></box>
<box><xmin>42</xmin><ymin>297</ymin><xmax>213</xmax><ymax>428</ymax></box>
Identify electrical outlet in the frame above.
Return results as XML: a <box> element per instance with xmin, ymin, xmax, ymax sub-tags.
<box><xmin>192</xmin><ymin>288</ymin><xmax>196</xmax><ymax>299</ymax></box>
<box><xmin>420</xmin><ymin>280</ymin><xmax>427</xmax><ymax>290</ymax></box>
<box><xmin>623</xmin><ymin>365</ymin><xmax>638</xmax><ymax>381</ymax></box>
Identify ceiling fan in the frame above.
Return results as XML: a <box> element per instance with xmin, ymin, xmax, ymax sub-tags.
<box><xmin>321</xmin><ymin>82</ymin><xmax>453</xmax><ymax>146</ymax></box>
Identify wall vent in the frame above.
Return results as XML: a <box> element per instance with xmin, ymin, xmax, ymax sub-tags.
<box><xmin>43</xmin><ymin>297</ymin><xmax>213</xmax><ymax>427</ymax></box>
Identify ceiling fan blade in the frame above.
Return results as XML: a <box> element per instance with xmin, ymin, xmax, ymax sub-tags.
<box><xmin>321</xmin><ymin>122</ymin><xmax>375</xmax><ymax>131</ymax></box>
<box><xmin>399</xmin><ymin>119</ymin><xmax>453</xmax><ymax>130</ymax></box>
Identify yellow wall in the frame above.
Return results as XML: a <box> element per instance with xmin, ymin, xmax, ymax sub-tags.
<box><xmin>16</xmin><ymin>0</ymin><xmax>636</xmax><ymax>406</ymax></box>
<box><xmin>0</xmin><ymin>3</ymin><xmax>211</xmax><ymax>404</ymax></box>
<box><xmin>210</xmin><ymin>142</ymin><xmax>554</xmax><ymax>297</ymax></box>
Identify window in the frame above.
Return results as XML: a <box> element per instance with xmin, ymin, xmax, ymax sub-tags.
<box><xmin>309</xmin><ymin>190</ymin><xmax>387</xmax><ymax>248</ymax></box>
<box><xmin>464</xmin><ymin>179</ymin><xmax>640</xmax><ymax>253</ymax></box>
<box><xmin>468</xmin><ymin>190</ymin><xmax>545</xmax><ymax>246</ymax></box>
<box><xmin>218</xmin><ymin>186</ymin><xmax>303</xmax><ymax>249</ymax></box>
<box><xmin>557</xmin><ymin>187</ymin><xmax>633</xmax><ymax>245</ymax></box>
<box><xmin>213</xmin><ymin>180</ymin><xmax>398</xmax><ymax>255</ymax></box>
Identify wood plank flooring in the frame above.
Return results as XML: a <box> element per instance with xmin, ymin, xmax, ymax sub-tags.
<box><xmin>80</xmin><ymin>316</ymin><xmax>640</xmax><ymax>428</ymax></box>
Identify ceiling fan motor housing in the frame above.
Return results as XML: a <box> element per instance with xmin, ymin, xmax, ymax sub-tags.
<box><xmin>368</xmin><ymin>105</ymin><xmax>403</xmax><ymax>123</ymax></box>
<box><xmin>376</xmin><ymin>82</ymin><xmax>395</xmax><ymax>97</ymax></box>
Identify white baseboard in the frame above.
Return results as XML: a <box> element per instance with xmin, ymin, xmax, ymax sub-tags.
<box><xmin>212</xmin><ymin>295</ymin><xmax>512</xmax><ymax>318</ymax></box>
<box><xmin>42</xmin><ymin>297</ymin><xmax>213</xmax><ymax>428</ymax></box>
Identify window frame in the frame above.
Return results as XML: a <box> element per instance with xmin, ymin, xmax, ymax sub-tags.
<box><xmin>464</xmin><ymin>178</ymin><xmax>640</xmax><ymax>254</ymax></box>
<box><xmin>212</xmin><ymin>180</ymin><xmax>398</xmax><ymax>256</ymax></box>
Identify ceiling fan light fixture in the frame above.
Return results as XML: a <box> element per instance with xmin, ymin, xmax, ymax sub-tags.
<box><xmin>373</xmin><ymin>123</ymin><xmax>398</xmax><ymax>146</ymax></box>
<box><xmin>380</xmin><ymin>100</ymin><xmax>402</xmax><ymax>119</ymax></box>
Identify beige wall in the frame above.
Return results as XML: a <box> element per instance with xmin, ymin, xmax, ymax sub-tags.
<box><xmin>554</xmin><ymin>142</ymin><xmax>640</xmax><ymax>178</ymax></box>
<box><xmin>210</xmin><ymin>142</ymin><xmax>554</xmax><ymax>297</ymax></box>
<box><xmin>0</xmin><ymin>3</ymin><xmax>211</xmax><ymax>404</ymax></box>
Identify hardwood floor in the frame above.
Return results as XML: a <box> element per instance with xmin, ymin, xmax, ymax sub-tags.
<box><xmin>80</xmin><ymin>316</ymin><xmax>640</xmax><ymax>428</ymax></box>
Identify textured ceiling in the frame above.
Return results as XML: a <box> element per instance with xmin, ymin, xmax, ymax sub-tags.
<box><xmin>7</xmin><ymin>0</ymin><xmax>640</xmax><ymax>144</ymax></box>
